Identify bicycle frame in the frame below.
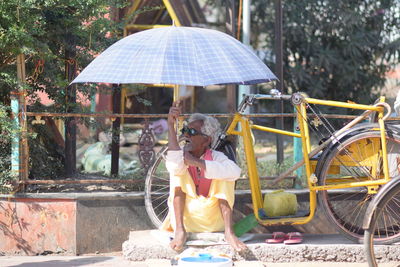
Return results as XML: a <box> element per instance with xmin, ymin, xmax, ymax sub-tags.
<box><xmin>225</xmin><ymin>93</ymin><xmax>390</xmax><ymax>225</ymax></box>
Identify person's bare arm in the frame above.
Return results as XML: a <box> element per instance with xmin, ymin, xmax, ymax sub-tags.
<box><xmin>168</xmin><ymin>101</ymin><xmax>181</xmax><ymax>151</ymax></box>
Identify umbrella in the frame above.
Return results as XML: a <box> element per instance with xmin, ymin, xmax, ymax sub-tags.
<box><xmin>72</xmin><ymin>26</ymin><xmax>277</xmax><ymax>86</ymax></box>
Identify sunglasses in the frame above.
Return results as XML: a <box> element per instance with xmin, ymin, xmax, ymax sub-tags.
<box><xmin>181</xmin><ymin>126</ymin><xmax>207</xmax><ymax>137</ymax></box>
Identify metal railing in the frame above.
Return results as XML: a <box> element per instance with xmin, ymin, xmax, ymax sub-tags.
<box><xmin>14</xmin><ymin>111</ymin><xmax>399</xmax><ymax>187</ymax></box>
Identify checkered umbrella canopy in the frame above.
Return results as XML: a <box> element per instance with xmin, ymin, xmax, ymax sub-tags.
<box><xmin>72</xmin><ymin>26</ymin><xmax>277</xmax><ymax>86</ymax></box>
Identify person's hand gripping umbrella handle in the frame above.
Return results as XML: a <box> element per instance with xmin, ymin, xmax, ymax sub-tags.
<box><xmin>167</xmin><ymin>100</ymin><xmax>182</xmax><ymax>151</ymax></box>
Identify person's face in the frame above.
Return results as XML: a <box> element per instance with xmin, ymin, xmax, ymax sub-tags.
<box><xmin>182</xmin><ymin>120</ymin><xmax>211</xmax><ymax>156</ymax></box>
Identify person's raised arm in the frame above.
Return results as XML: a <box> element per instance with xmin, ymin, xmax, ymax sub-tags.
<box><xmin>168</xmin><ymin>101</ymin><xmax>181</xmax><ymax>151</ymax></box>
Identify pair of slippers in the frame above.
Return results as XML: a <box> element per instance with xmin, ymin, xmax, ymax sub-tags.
<box><xmin>266</xmin><ymin>232</ymin><xmax>303</xmax><ymax>244</ymax></box>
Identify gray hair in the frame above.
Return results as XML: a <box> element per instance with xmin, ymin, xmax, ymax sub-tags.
<box><xmin>188</xmin><ymin>113</ymin><xmax>221</xmax><ymax>148</ymax></box>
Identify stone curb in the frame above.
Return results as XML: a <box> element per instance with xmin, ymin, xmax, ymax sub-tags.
<box><xmin>122</xmin><ymin>231</ymin><xmax>400</xmax><ymax>263</ymax></box>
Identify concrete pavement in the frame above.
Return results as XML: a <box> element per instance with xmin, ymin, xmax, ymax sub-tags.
<box><xmin>2</xmin><ymin>232</ymin><xmax>400</xmax><ymax>266</ymax></box>
<box><xmin>1</xmin><ymin>256</ymin><xmax>399</xmax><ymax>267</ymax></box>
<box><xmin>122</xmin><ymin>231</ymin><xmax>400</xmax><ymax>263</ymax></box>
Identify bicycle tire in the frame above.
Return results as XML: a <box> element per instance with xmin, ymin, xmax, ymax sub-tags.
<box><xmin>317</xmin><ymin>130</ymin><xmax>400</xmax><ymax>243</ymax></box>
<box><xmin>364</xmin><ymin>181</ymin><xmax>400</xmax><ymax>266</ymax></box>
<box><xmin>144</xmin><ymin>146</ymin><xmax>169</xmax><ymax>228</ymax></box>
<box><xmin>144</xmin><ymin>142</ymin><xmax>238</xmax><ymax>228</ymax></box>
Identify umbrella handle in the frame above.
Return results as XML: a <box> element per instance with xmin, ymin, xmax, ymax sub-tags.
<box><xmin>175</xmin><ymin>116</ymin><xmax>185</xmax><ymax>137</ymax></box>
<box><xmin>173</xmin><ymin>85</ymin><xmax>180</xmax><ymax>102</ymax></box>
<box><xmin>173</xmin><ymin>84</ymin><xmax>182</xmax><ymax>140</ymax></box>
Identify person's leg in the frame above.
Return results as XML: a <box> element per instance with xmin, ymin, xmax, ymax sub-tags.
<box><xmin>170</xmin><ymin>187</ymin><xmax>187</xmax><ymax>251</ymax></box>
<box><xmin>218</xmin><ymin>199</ymin><xmax>247</xmax><ymax>252</ymax></box>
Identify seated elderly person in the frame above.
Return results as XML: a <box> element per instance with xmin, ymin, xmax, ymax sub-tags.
<box><xmin>160</xmin><ymin>101</ymin><xmax>246</xmax><ymax>252</ymax></box>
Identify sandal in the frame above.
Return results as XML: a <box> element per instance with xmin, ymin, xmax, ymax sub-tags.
<box><xmin>266</xmin><ymin>232</ymin><xmax>287</xmax><ymax>244</ymax></box>
<box><xmin>283</xmin><ymin>232</ymin><xmax>303</xmax><ymax>244</ymax></box>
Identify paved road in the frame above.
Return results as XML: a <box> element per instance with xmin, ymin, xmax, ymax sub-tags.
<box><xmin>2</xmin><ymin>233</ymin><xmax>399</xmax><ymax>267</ymax></box>
<box><xmin>1</xmin><ymin>256</ymin><xmax>399</xmax><ymax>267</ymax></box>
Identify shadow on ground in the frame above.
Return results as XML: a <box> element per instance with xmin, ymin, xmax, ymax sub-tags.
<box><xmin>5</xmin><ymin>256</ymin><xmax>113</xmax><ymax>267</ymax></box>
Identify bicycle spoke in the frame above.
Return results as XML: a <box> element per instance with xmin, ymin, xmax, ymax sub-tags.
<box><xmin>381</xmin><ymin>209</ymin><xmax>388</xmax><ymax>239</ymax></box>
<box><xmin>153</xmin><ymin>201</ymin><xmax>168</xmax><ymax>215</ymax></box>
<box><xmin>385</xmin><ymin>197</ymin><xmax>400</xmax><ymax>222</ymax></box>
<box><xmin>151</xmin><ymin>174</ymin><xmax>169</xmax><ymax>182</ymax></box>
<box><xmin>150</xmin><ymin>186</ymin><xmax>168</xmax><ymax>191</ymax></box>
<box><xmin>151</xmin><ymin>181</ymin><xmax>169</xmax><ymax>187</ymax></box>
<box><xmin>157</xmin><ymin>206</ymin><xmax>169</xmax><ymax>220</ymax></box>
<box><xmin>349</xmin><ymin>198</ymin><xmax>369</xmax><ymax>232</ymax></box>
<box><xmin>328</xmin><ymin>191</ymin><xmax>363</xmax><ymax>202</ymax></box>
<box><xmin>335</xmin><ymin>197</ymin><xmax>368</xmax><ymax>234</ymax></box>
<box><xmin>358</xmin><ymin>140</ymin><xmax>376</xmax><ymax>179</ymax></box>
<box><xmin>325</xmin><ymin>144</ymin><xmax>375</xmax><ymax>183</ymax></box>
<box><xmin>338</xmin><ymin>142</ymin><xmax>375</xmax><ymax>181</ymax></box>
<box><xmin>381</xmin><ymin>201</ymin><xmax>399</xmax><ymax>237</ymax></box>
<box><xmin>152</xmin><ymin>192</ymin><xmax>169</xmax><ymax>203</ymax></box>
<box><xmin>150</xmin><ymin>185</ymin><xmax>169</xmax><ymax>193</ymax></box>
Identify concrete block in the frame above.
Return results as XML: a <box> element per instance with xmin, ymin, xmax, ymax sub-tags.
<box><xmin>0</xmin><ymin>192</ymin><xmax>153</xmax><ymax>255</ymax></box>
<box><xmin>0</xmin><ymin>198</ymin><xmax>77</xmax><ymax>255</ymax></box>
<box><xmin>76</xmin><ymin>198</ymin><xmax>152</xmax><ymax>254</ymax></box>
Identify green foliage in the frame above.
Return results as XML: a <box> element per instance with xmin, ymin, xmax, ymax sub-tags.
<box><xmin>208</xmin><ymin>1</ymin><xmax>400</xmax><ymax>104</ymax></box>
<box><xmin>0</xmin><ymin>0</ymin><xmax>130</xmax><ymax>109</ymax></box>
<box><xmin>0</xmin><ymin>1</ymin><xmax>166</xmax><ymax>184</ymax></box>
<box><xmin>0</xmin><ymin>0</ymin><xmax>132</xmax><ymax>183</ymax></box>
<box><xmin>0</xmin><ymin>104</ymin><xmax>19</xmax><ymax>193</ymax></box>
<box><xmin>251</xmin><ymin>0</ymin><xmax>400</xmax><ymax>104</ymax></box>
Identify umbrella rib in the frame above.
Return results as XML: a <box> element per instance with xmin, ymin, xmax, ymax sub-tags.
<box><xmin>159</xmin><ymin>26</ymin><xmax>174</xmax><ymax>85</ymax></box>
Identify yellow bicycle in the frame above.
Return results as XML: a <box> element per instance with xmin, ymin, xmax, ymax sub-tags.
<box><xmin>145</xmin><ymin>90</ymin><xmax>400</xmax><ymax>243</ymax></box>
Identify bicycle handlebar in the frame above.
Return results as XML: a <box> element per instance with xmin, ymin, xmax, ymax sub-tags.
<box><xmin>252</xmin><ymin>93</ymin><xmax>292</xmax><ymax>101</ymax></box>
<box><xmin>237</xmin><ymin>90</ymin><xmax>292</xmax><ymax>113</ymax></box>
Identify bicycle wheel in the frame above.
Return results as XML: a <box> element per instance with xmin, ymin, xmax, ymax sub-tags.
<box><xmin>144</xmin><ymin>146</ymin><xmax>169</xmax><ymax>228</ymax></box>
<box><xmin>317</xmin><ymin>131</ymin><xmax>400</xmax><ymax>242</ymax></box>
<box><xmin>364</xmin><ymin>180</ymin><xmax>400</xmax><ymax>267</ymax></box>
<box><xmin>144</xmin><ymin>142</ymin><xmax>238</xmax><ymax>228</ymax></box>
